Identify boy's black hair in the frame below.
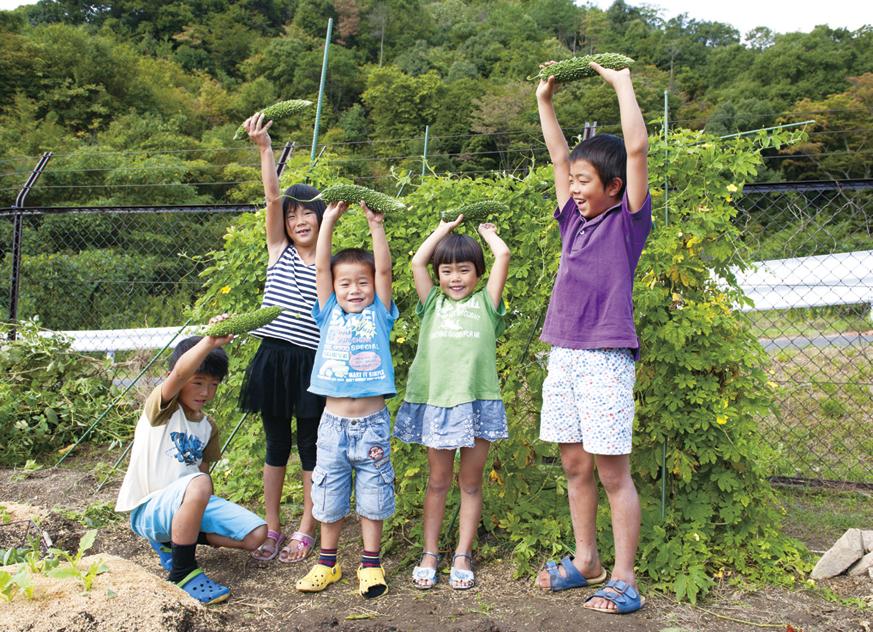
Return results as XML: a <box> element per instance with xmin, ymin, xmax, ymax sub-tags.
<box><xmin>569</xmin><ymin>133</ymin><xmax>627</xmax><ymax>197</ymax></box>
<box><xmin>431</xmin><ymin>233</ymin><xmax>485</xmax><ymax>279</ymax></box>
<box><xmin>331</xmin><ymin>248</ymin><xmax>376</xmax><ymax>277</ymax></box>
<box><xmin>283</xmin><ymin>183</ymin><xmax>326</xmax><ymax>227</ymax></box>
<box><xmin>168</xmin><ymin>336</ymin><xmax>229</xmax><ymax>381</ymax></box>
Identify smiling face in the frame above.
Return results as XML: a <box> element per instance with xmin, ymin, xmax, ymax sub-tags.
<box><xmin>568</xmin><ymin>159</ymin><xmax>623</xmax><ymax>219</ymax></box>
<box><xmin>333</xmin><ymin>261</ymin><xmax>376</xmax><ymax>313</ymax></box>
<box><xmin>178</xmin><ymin>372</ymin><xmax>221</xmax><ymax>419</ymax></box>
<box><xmin>284</xmin><ymin>203</ymin><xmax>319</xmax><ymax>248</ymax></box>
<box><xmin>437</xmin><ymin>260</ymin><xmax>480</xmax><ymax>300</ymax></box>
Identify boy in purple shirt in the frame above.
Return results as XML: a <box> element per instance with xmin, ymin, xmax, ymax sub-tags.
<box><xmin>533</xmin><ymin>61</ymin><xmax>652</xmax><ymax>615</ymax></box>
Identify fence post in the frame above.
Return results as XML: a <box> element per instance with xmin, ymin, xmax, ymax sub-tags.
<box><xmin>310</xmin><ymin>18</ymin><xmax>333</xmax><ymax>163</ymax></box>
<box><xmin>8</xmin><ymin>151</ymin><xmax>52</xmax><ymax>340</ymax></box>
<box><xmin>276</xmin><ymin>141</ymin><xmax>295</xmax><ymax>179</ymax></box>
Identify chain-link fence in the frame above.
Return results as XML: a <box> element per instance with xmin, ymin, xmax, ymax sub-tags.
<box><xmin>735</xmin><ymin>182</ymin><xmax>872</xmax><ymax>485</ymax></box>
<box><xmin>2</xmin><ymin>181</ymin><xmax>871</xmax><ymax>485</ymax></box>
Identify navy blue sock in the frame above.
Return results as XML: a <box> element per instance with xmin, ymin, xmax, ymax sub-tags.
<box><xmin>361</xmin><ymin>549</ymin><xmax>381</xmax><ymax>568</ymax></box>
<box><xmin>318</xmin><ymin>547</ymin><xmax>337</xmax><ymax>568</ymax></box>
<box><xmin>167</xmin><ymin>542</ymin><xmax>198</xmax><ymax>583</ymax></box>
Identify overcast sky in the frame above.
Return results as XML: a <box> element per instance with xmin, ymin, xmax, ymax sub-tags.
<box><xmin>1</xmin><ymin>0</ymin><xmax>871</xmax><ymax>36</ymax></box>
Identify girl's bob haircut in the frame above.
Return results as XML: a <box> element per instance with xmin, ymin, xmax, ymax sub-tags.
<box><xmin>283</xmin><ymin>183</ymin><xmax>326</xmax><ymax>226</ymax></box>
<box><xmin>431</xmin><ymin>233</ymin><xmax>485</xmax><ymax>279</ymax></box>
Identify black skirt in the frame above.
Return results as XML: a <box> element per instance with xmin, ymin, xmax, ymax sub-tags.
<box><xmin>239</xmin><ymin>337</ymin><xmax>325</xmax><ymax>420</ymax></box>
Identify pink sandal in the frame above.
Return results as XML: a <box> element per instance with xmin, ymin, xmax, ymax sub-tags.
<box><xmin>278</xmin><ymin>531</ymin><xmax>315</xmax><ymax>564</ymax></box>
<box><xmin>251</xmin><ymin>529</ymin><xmax>286</xmax><ymax>562</ymax></box>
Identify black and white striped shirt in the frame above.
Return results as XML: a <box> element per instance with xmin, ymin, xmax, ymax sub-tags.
<box><xmin>251</xmin><ymin>244</ymin><xmax>320</xmax><ymax>349</ymax></box>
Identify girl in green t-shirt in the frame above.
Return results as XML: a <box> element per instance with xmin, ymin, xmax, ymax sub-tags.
<box><xmin>394</xmin><ymin>214</ymin><xmax>510</xmax><ymax>590</ymax></box>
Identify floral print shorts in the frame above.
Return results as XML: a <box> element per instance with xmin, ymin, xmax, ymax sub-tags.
<box><xmin>539</xmin><ymin>347</ymin><xmax>636</xmax><ymax>454</ymax></box>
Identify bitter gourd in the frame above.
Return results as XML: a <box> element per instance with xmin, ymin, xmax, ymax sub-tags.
<box><xmin>440</xmin><ymin>200</ymin><xmax>509</xmax><ymax>223</ymax></box>
<box><xmin>205</xmin><ymin>306</ymin><xmax>283</xmax><ymax>336</ymax></box>
<box><xmin>532</xmin><ymin>53</ymin><xmax>634</xmax><ymax>83</ymax></box>
<box><xmin>319</xmin><ymin>184</ymin><xmax>406</xmax><ymax>215</ymax></box>
<box><xmin>233</xmin><ymin>99</ymin><xmax>313</xmax><ymax>140</ymax></box>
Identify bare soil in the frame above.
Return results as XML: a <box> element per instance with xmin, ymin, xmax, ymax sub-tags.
<box><xmin>1</xmin><ymin>458</ymin><xmax>870</xmax><ymax>632</ymax></box>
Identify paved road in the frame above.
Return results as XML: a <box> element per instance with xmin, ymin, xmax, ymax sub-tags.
<box><xmin>760</xmin><ymin>332</ymin><xmax>873</xmax><ymax>351</ymax></box>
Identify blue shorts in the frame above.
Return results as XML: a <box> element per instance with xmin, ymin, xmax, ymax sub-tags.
<box><xmin>311</xmin><ymin>408</ymin><xmax>395</xmax><ymax>523</ymax></box>
<box><xmin>129</xmin><ymin>473</ymin><xmax>266</xmax><ymax>544</ymax></box>
<box><xmin>394</xmin><ymin>400</ymin><xmax>508</xmax><ymax>450</ymax></box>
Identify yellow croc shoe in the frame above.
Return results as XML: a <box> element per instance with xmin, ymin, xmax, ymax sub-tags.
<box><xmin>296</xmin><ymin>563</ymin><xmax>342</xmax><ymax>592</ymax></box>
<box><xmin>357</xmin><ymin>564</ymin><xmax>388</xmax><ymax>599</ymax></box>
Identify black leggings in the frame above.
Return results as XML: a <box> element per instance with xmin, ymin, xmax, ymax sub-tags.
<box><xmin>262</xmin><ymin>413</ymin><xmax>319</xmax><ymax>471</ymax></box>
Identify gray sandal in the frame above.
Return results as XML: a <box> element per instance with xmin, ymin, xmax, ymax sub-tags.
<box><xmin>412</xmin><ymin>551</ymin><xmax>441</xmax><ymax>589</ymax></box>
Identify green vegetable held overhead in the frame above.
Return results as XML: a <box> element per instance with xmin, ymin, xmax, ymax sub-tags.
<box><xmin>233</xmin><ymin>99</ymin><xmax>313</xmax><ymax>140</ymax></box>
<box><xmin>532</xmin><ymin>53</ymin><xmax>634</xmax><ymax>83</ymax></box>
<box><xmin>205</xmin><ymin>306</ymin><xmax>283</xmax><ymax>336</ymax></box>
<box><xmin>319</xmin><ymin>184</ymin><xmax>406</xmax><ymax>215</ymax></box>
<box><xmin>441</xmin><ymin>200</ymin><xmax>509</xmax><ymax>224</ymax></box>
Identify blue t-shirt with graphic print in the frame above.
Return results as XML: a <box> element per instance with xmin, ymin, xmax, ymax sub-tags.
<box><xmin>308</xmin><ymin>292</ymin><xmax>399</xmax><ymax>399</ymax></box>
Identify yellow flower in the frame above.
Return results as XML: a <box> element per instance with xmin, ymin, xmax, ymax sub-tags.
<box><xmin>396</xmin><ymin>336</ymin><xmax>406</xmax><ymax>345</ymax></box>
<box><xmin>726</xmin><ymin>183</ymin><xmax>738</xmax><ymax>193</ymax></box>
<box><xmin>716</xmin><ymin>415</ymin><xmax>728</xmax><ymax>425</ymax></box>
<box><xmin>219</xmin><ymin>285</ymin><xmax>231</xmax><ymax>294</ymax></box>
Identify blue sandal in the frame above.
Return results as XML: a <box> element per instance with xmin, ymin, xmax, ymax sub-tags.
<box><xmin>542</xmin><ymin>555</ymin><xmax>607</xmax><ymax>592</ymax></box>
<box><xmin>449</xmin><ymin>553</ymin><xmax>475</xmax><ymax>590</ymax></box>
<box><xmin>583</xmin><ymin>578</ymin><xmax>645</xmax><ymax>614</ymax></box>
<box><xmin>176</xmin><ymin>568</ymin><xmax>231</xmax><ymax>605</ymax></box>
<box><xmin>149</xmin><ymin>539</ymin><xmax>173</xmax><ymax>572</ymax></box>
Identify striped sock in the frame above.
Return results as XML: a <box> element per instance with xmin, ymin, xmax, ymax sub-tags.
<box><xmin>361</xmin><ymin>549</ymin><xmax>381</xmax><ymax>568</ymax></box>
<box><xmin>318</xmin><ymin>548</ymin><xmax>338</xmax><ymax>568</ymax></box>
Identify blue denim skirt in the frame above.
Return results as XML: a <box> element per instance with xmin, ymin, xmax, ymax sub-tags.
<box><xmin>394</xmin><ymin>400</ymin><xmax>508</xmax><ymax>450</ymax></box>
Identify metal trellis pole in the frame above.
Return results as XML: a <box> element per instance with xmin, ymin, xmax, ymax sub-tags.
<box><xmin>661</xmin><ymin>90</ymin><xmax>669</xmax><ymax>520</ymax></box>
<box><xmin>276</xmin><ymin>141</ymin><xmax>295</xmax><ymax>179</ymax></box>
<box><xmin>310</xmin><ymin>18</ymin><xmax>333</xmax><ymax>163</ymax></box>
<box><xmin>421</xmin><ymin>125</ymin><xmax>430</xmax><ymax>177</ymax></box>
<box><xmin>209</xmin><ymin>413</ymin><xmax>251</xmax><ymax>473</ymax></box>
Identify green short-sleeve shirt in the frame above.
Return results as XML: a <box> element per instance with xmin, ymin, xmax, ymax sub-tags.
<box><xmin>403</xmin><ymin>287</ymin><xmax>506</xmax><ymax>407</ymax></box>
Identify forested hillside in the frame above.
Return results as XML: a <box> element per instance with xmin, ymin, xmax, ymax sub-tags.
<box><xmin>1</xmin><ymin>0</ymin><xmax>871</xmax><ymax>208</ymax></box>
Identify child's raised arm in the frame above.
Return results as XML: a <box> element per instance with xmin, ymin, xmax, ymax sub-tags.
<box><xmin>160</xmin><ymin>318</ymin><xmax>232</xmax><ymax>405</ymax></box>
<box><xmin>410</xmin><ymin>216</ymin><xmax>464</xmax><ymax>304</ymax></box>
<box><xmin>591</xmin><ymin>62</ymin><xmax>649</xmax><ymax>213</ymax></box>
<box><xmin>315</xmin><ymin>201</ymin><xmax>347</xmax><ymax>309</ymax></box>
<box><xmin>536</xmin><ymin>69</ymin><xmax>571</xmax><ymax>210</ymax></box>
<box><xmin>244</xmin><ymin>112</ymin><xmax>287</xmax><ymax>264</ymax></box>
<box><xmin>364</xmin><ymin>204</ymin><xmax>393</xmax><ymax>307</ymax></box>
<box><xmin>478</xmin><ymin>223</ymin><xmax>510</xmax><ymax>309</ymax></box>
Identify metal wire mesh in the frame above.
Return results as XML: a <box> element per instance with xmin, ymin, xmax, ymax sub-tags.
<box><xmin>735</xmin><ymin>184</ymin><xmax>872</xmax><ymax>485</ymax></box>
<box><xmin>2</xmin><ymin>182</ymin><xmax>871</xmax><ymax>484</ymax></box>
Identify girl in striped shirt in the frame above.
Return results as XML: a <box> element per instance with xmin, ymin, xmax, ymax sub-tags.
<box><xmin>239</xmin><ymin>112</ymin><xmax>325</xmax><ymax>564</ymax></box>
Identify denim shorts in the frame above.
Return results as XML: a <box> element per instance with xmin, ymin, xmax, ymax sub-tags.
<box><xmin>394</xmin><ymin>400</ymin><xmax>508</xmax><ymax>450</ymax></box>
<box><xmin>540</xmin><ymin>347</ymin><xmax>636</xmax><ymax>454</ymax></box>
<box><xmin>311</xmin><ymin>407</ymin><xmax>395</xmax><ymax>523</ymax></box>
<box><xmin>129</xmin><ymin>473</ymin><xmax>266</xmax><ymax>544</ymax></box>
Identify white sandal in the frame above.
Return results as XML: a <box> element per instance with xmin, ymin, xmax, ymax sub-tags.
<box><xmin>411</xmin><ymin>551</ymin><xmax>440</xmax><ymax>589</ymax></box>
<box><xmin>450</xmin><ymin>552</ymin><xmax>475</xmax><ymax>590</ymax></box>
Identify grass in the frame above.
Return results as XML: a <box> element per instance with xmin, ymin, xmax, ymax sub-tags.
<box><xmin>774</xmin><ymin>485</ymin><xmax>873</xmax><ymax>552</ymax></box>
<box><xmin>747</xmin><ymin>304</ymin><xmax>871</xmax><ymax>339</ymax></box>
<box><xmin>761</xmin><ymin>345</ymin><xmax>872</xmax><ymax>483</ymax></box>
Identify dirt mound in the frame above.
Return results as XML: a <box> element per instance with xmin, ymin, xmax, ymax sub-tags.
<box><xmin>3</xmin><ymin>554</ymin><xmax>226</xmax><ymax>632</ymax></box>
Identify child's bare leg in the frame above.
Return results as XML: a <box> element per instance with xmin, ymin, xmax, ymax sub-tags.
<box><xmin>262</xmin><ymin>464</ymin><xmax>285</xmax><ymax>532</ymax></box>
<box><xmin>454</xmin><ymin>438</ymin><xmax>490</xmax><ymax>577</ymax></box>
<box><xmin>172</xmin><ymin>474</ymin><xmax>212</xmax><ymax>545</ymax></box>
<box><xmin>299</xmin><ymin>469</ymin><xmax>317</xmax><ymax>535</ymax></box>
<box><xmin>320</xmin><ymin>518</ymin><xmax>343</xmax><ymax>551</ymax></box>
<box><xmin>359</xmin><ymin>517</ymin><xmax>382</xmax><ymax>553</ymax></box>
<box><xmin>205</xmin><ymin>525</ymin><xmax>268</xmax><ymax>551</ymax></box>
<box><xmin>585</xmin><ymin>453</ymin><xmax>639</xmax><ymax>611</ymax></box>
<box><xmin>415</xmin><ymin>448</ymin><xmax>454</xmax><ymax>584</ymax></box>
<box><xmin>536</xmin><ymin>443</ymin><xmax>602</xmax><ymax>589</ymax></box>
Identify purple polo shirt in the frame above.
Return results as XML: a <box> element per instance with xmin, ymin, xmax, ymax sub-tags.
<box><xmin>540</xmin><ymin>191</ymin><xmax>652</xmax><ymax>360</ymax></box>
